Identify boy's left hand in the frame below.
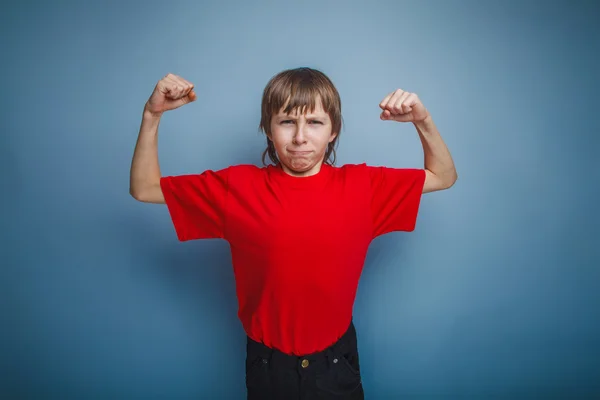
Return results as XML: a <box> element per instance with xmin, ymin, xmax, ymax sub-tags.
<box><xmin>379</xmin><ymin>89</ymin><xmax>430</xmax><ymax>123</ymax></box>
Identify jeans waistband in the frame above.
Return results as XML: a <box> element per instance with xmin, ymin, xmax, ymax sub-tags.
<box><xmin>246</xmin><ymin>320</ymin><xmax>357</xmax><ymax>370</ymax></box>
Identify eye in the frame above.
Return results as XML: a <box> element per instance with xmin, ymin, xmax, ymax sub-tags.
<box><xmin>281</xmin><ymin>120</ymin><xmax>294</xmax><ymax>124</ymax></box>
<box><xmin>309</xmin><ymin>120</ymin><xmax>322</xmax><ymax>124</ymax></box>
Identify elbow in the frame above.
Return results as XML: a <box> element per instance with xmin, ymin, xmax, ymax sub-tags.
<box><xmin>130</xmin><ymin>184</ymin><xmax>148</xmax><ymax>202</ymax></box>
<box><xmin>130</xmin><ymin>187</ymin><xmax>143</xmax><ymax>201</ymax></box>
<box><xmin>441</xmin><ymin>170</ymin><xmax>458</xmax><ymax>190</ymax></box>
<box><xmin>447</xmin><ymin>171</ymin><xmax>458</xmax><ymax>188</ymax></box>
<box><xmin>130</xmin><ymin>181</ymin><xmax>164</xmax><ymax>204</ymax></box>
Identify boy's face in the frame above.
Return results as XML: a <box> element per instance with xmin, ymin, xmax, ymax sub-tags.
<box><xmin>269</xmin><ymin>97</ymin><xmax>337</xmax><ymax>177</ymax></box>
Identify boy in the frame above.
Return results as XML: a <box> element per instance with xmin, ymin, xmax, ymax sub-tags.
<box><xmin>130</xmin><ymin>67</ymin><xmax>457</xmax><ymax>399</ymax></box>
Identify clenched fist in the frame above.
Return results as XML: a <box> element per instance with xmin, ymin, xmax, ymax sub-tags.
<box><xmin>379</xmin><ymin>89</ymin><xmax>430</xmax><ymax>123</ymax></box>
<box><xmin>144</xmin><ymin>73</ymin><xmax>197</xmax><ymax>116</ymax></box>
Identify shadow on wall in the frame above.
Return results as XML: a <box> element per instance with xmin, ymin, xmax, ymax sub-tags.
<box><xmin>123</xmin><ymin>205</ymin><xmax>237</xmax><ymax>320</ymax></box>
<box><xmin>115</xmin><ymin>205</ymin><xmax>246</xmax><ymax>397</ymax></box>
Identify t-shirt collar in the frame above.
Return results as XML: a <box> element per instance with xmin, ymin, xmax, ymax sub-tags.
<box><xmin>267</xmin><ymin>162</ymin><xmax>331</xmax><ymax>189</ymax></box>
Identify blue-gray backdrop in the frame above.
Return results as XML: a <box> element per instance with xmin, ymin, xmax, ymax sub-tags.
<box><xmin>2</xmin><ymin>0</ymin><xmax>599</xmax><ymax>398</ymax></box>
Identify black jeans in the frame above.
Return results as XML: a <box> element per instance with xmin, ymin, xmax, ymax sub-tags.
<box><xmin>245</xmin><ymin>321</ymin><xmax>365</xmax><ymax>399</ymax></box>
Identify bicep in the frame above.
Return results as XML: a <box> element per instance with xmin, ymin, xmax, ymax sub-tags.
<box><xmin>423</xmin><ymin>169</ymin><xmax>448</xmax><ymax>193</ymax></box>
<box><xmin>132</xmin><ymin>183</ymin><xmax>165</xmax><ymax>204</ymax></box>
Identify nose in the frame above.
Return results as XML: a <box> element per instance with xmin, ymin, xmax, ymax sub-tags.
<box><xmin>293</xmin><ymin>123</ymin><xmax>308</xmax><ymax>144</ymax></box>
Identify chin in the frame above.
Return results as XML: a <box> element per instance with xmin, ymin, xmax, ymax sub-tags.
<box><xmin>279</xmin><ymin>159</ymin><xmax>314</xmax><ymax>176</ymax></box>
<box><xmin>287</xmin><ymin>160</ymin><xmax>313</xmax><ymax>171</ymax></box>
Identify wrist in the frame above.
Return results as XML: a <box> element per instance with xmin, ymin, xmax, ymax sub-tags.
<box><xmin>143</xmin><ymin>103</ymin><xmax>163</xmax><ymax>120</ymax></box>
<box><xmin>413</xmin><ymin>114</ymin><xmax>433</xmax><ymax>129</ymax></box>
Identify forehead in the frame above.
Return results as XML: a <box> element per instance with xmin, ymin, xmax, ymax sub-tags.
<box><xmin>276</xmin><ymin>96</ymin><xmax>328</xmax><ymax>117</ymax></box>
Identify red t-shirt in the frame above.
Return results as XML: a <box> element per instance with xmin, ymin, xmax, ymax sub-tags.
<box><xmin>160</xmin><ymin>163</ymin><xmax>425</xmax><ymax>355</ymax></box>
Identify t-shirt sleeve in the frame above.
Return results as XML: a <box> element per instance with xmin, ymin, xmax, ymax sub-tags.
<box><xmin>159</xmin><ymin>167</ymin><xmax>230</xmax><ymax>241</ymax></box>
<box><xmin>368</xmin><ymin>166</ymin><xmax>426</xmax><ymax>238</ymax></box>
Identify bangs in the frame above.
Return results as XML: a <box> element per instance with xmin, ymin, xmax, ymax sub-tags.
<box><xmin>264</xmin><ymin>69</ymin><xmax>339</xmax><ymax>117</ymax></box>
<box><xmin>271</xmin><ymin>81</ymin><xmax>323</xmax><ymax>116</ymax></box>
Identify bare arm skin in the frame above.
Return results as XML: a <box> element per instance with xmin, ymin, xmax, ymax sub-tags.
<box><xmin>379</xmin><ymin>89</ymin><xmax>458</xmax><ymax>193</ymax></box>
<box><xmin>413</xmin><ymin>115</ymin><xmax>457</xmax><ymax>193</ymax></box>
<box><xmin>129</xmin><ymin>73</ymin><xmax>197</xmax><ymax>203</ymax></box>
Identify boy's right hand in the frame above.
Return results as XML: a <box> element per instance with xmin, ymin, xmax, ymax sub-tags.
<box><xmin>144</xmin><ymin>73</ymin><xmax>196</xmax><ymax>117</ymax></box>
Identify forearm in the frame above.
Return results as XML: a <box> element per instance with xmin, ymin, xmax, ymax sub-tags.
<box><xmin>413</xmin><ymin>115</ymin><xmax>457</xmax><ymax>187</ymax></box>
<box><xmin>129</xmin><ymin>109</ymin><xmax>163</xmax><ymax>199</ymax></box>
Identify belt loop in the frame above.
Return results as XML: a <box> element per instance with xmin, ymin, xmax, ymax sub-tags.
<box><xmin>264</xmin><ymin>346</ymin><xmax>274</xmax><ymax>363</ymax></box>
<box><xmin>255</xmin><ymin>343</ymin><xmax>272</xmax><ymax>366</ymax></box>
<box><xmin>325</xmin><ymin>348</ymin><xmax>335</xmax><ymax>369</ymax></box>
<box><xmin>333</xmin><ymin>331</ymin><xmax>345</xmax><ymax>354</ymax></box>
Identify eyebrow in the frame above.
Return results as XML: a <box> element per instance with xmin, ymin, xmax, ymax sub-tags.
<box><xmin>277</xmin><ymin>114</ymin><xmax>326</xmax><ymax>120</ymax></box>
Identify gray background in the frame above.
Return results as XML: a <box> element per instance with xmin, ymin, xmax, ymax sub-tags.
<box><xmin>2</xmin><ymin>0</ymin><xmax>599</xmax><ymax>398</ymax></box>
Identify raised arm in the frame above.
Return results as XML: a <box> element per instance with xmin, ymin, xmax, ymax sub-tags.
<box><xmin>129</xmin><ymin>73</ymin><xmax>197</xmax><ymax>203</ymax></box>
<box><xmin>379</xmin><ymin>89</ymin><xmax>458</xmax><ymax>193</ymax></box>
<box><xmin>413</xmin><ymin>115</ymin><xmax>457</xmax><ymax>193</ymax></box>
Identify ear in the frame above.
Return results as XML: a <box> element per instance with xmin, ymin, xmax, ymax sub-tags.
<box><xmin>264</xmin><ymin>128</ymin><xmax>273</xmax><ymax>141</ymax></box>
<box><xmin>328</xmin><ymin>132</ymin><xmax>338</xmax><ymax>143</ymax></box>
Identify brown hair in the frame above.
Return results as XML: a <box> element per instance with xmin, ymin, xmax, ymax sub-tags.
<box><xmin>258</xmin><ymin>67</ymin><xmax>342</xmax><ymax>166</ymax></box>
